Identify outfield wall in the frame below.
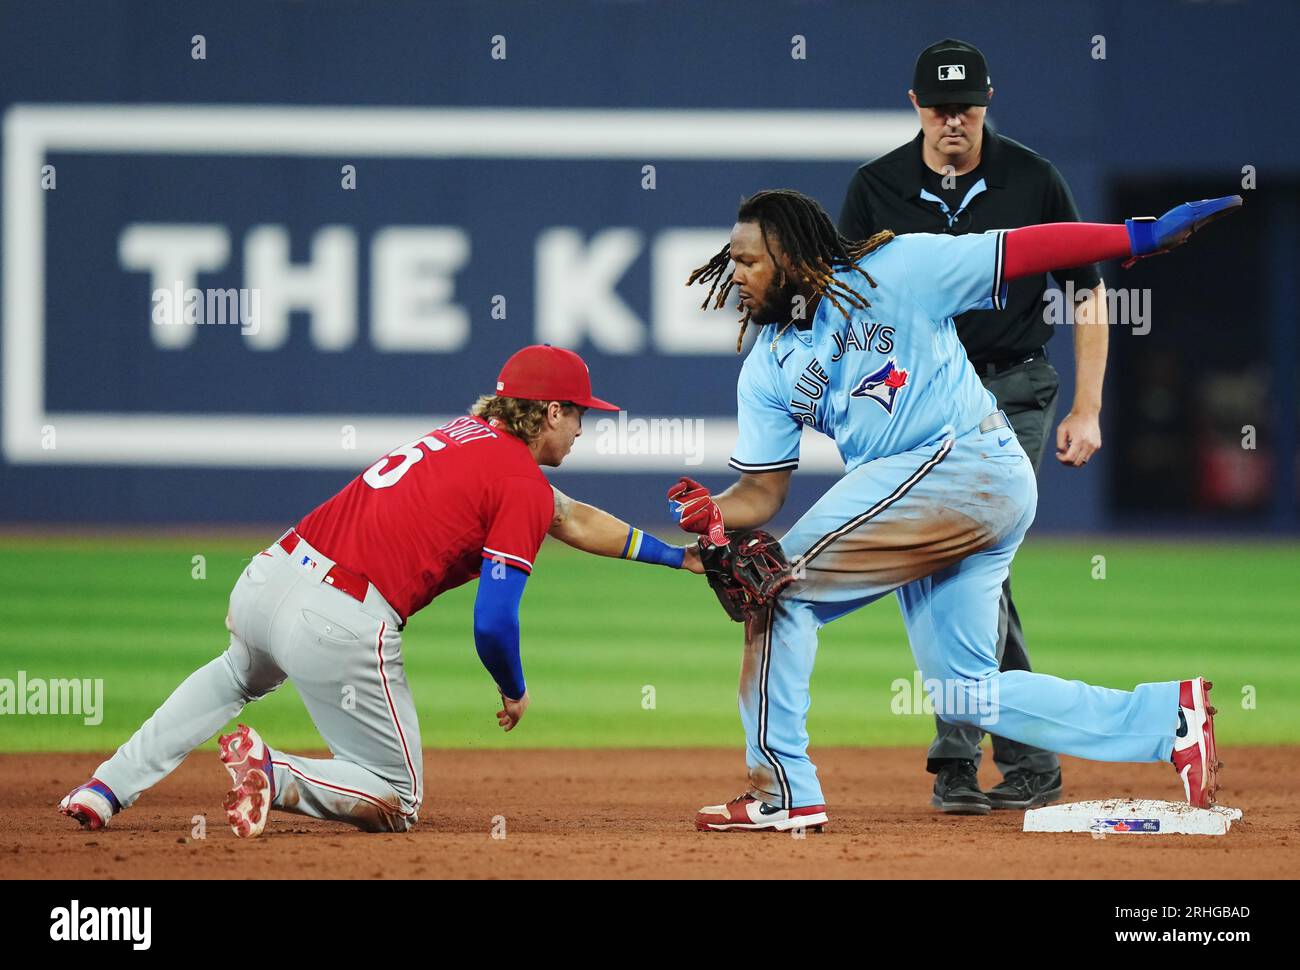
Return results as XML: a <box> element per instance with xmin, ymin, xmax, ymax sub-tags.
<box><xmin>1</xmin><ymin>1</ymin><xmax>1295</xmax><ymax>532</ymax></box>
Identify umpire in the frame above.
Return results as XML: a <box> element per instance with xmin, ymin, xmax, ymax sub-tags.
<box><xmin>838</xmin><ymin>38</ymin><xmax>1109</xmax><ymax>814</ymax></box>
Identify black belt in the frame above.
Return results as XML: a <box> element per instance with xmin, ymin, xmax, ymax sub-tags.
<box><xmin>972</xmin><ymin>348</ymin><xmax>1045</xmax><ymax>379</ymax></box>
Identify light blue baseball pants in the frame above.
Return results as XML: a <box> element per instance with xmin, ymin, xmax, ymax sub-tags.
<box><xmin>739</xmin><ymin>420</ymin><xmax>1181</xmax><ymax>809</ymax></box>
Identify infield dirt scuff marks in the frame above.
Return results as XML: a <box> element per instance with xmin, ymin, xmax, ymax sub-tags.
<box><xmin>2</xmin><ymin>747</ymin><xmax>1294</xmax><ymax>879</ymax></box>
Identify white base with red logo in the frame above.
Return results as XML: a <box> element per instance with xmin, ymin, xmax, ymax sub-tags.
<box><xmin>1023</xmin><ymin>799</ymin><xmax>1242</xmax><ymax>836</ymax></box>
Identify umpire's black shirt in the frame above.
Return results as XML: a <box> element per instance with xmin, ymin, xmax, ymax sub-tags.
<box><xmin>838</xmin><ymin>127</ymin><xmax>1101</xmax><ymax>366</ymax></box>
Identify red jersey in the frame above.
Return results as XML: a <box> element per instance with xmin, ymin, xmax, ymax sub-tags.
<box><xmin>295</xmin><ymin>416</ymin><xmax>553</xmax><ymax>621</ymax></box>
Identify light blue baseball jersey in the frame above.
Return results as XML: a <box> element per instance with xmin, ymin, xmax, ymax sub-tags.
<box><xmin>731</xmin><ymin>230</ymin><xmax>1010</xmax><ymax>475</ymax></box>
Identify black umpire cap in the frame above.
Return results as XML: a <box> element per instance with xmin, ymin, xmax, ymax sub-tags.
<box><xmin>912</xmin><ymin>39</ymin><xmax>991</xmax><ymax>106</ymax></box>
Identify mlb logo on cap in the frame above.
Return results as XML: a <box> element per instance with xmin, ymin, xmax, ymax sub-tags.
<box><xmin>913</xmin><ymin>38</ymin><xmax>991</xmax><ymax>107</ymax></box>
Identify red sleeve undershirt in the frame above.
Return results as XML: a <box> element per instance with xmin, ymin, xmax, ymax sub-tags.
<box><xmin>1002</xmin><ymin>223</ymin><xmax>1130</xmax><ymax>281</ymax></box>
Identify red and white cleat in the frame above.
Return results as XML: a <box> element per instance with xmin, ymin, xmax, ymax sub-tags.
<box><xmin>219</xmin><ymin>724</ymin><xmax>275</xmax><ymax>838</ymax></box>
<box><xmin>58</xmin><ymin>778</ymin><xmax>120</xmax><ymax>831</ymax></box>
<box><xmin>1172</xmin><ymin>678</ymin><xmax>1221</xmax><ymax>808</ymax></box>
<box><xmin>695</xmin><ymin>793</ymin><xmax>828</xmax><ymax>832</ymax></box>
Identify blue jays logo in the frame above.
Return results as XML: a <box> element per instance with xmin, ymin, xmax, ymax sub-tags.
<box><xmin>850</xmin><ymin>358</ymin><xmax>909</xmax><ymax>414</ymax></box>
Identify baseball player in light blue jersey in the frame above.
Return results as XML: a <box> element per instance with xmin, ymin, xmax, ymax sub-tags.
<box><xmin>672</xmin><ymin>189</ymin><xmax>1239</xmax><ymax>831</ymax></box>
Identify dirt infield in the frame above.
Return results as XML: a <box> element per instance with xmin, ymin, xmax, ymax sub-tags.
<box><xmin>4</xmin><ymin>747</ymin><xmax>1295</xmax><ymax>879</ymax></box>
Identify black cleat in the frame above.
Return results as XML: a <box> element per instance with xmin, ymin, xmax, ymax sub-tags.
<box><xmin>930</xmin><ymin>760</ymin><xmax>991</xmax><ymax>815</ymax></box>
<box><xmin>987</xmin><ymin>768</ymin><xmax>1063</xmax><ymax>811</ymax></box>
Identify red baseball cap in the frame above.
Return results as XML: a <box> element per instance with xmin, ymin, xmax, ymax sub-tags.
<box><xmin>495</xmin><ymin>345</ymin><xmax>620</xmax><ymax>411</ymax></box>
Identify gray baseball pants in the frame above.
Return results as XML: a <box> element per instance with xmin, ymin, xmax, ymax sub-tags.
<box><xmin>93</xmin><ymin>534</ymin><xmax>423</xmax><ymax>832</ymax></box>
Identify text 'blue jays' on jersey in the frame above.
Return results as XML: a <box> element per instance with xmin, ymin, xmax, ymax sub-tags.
<box><xmin>730</xmin><ymin>230</ymin><xmax>1010</xmax><ymax>475</ymax></box>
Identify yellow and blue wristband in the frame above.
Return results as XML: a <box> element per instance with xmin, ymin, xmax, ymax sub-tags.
<box><xmin>620</xmin><ymin>526</ymin><xmax>685</xmax><ymax>568</ymax></box>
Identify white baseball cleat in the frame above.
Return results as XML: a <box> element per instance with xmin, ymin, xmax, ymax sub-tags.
<box><xmin>1171</xmin><ymin>677</ymin><xmax>1221</xmax><ymax>808</ymax></box>
<box><xmin>58</xmin><ymin>778</ymin><xmax>121</xmax><ymax>831</ymax></box>
<box><xmin>219</xmin><ymin>723</ymin><xmax>275</xmax><ymax>838</ymax></box>
<box><xmin>695</xmin><ymin>793</ymin><xmax>828</xmax><ymax>832</ymax></box>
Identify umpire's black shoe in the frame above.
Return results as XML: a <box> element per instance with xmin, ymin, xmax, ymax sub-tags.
<box><xmin>930</xmin><ymin>760</ymin><xmax>991</xmax><ymax>815</ymax></box>
<box><xmin>987</xmin><ymin>768</ymin><xmax>1063</xmax><ymax>811</ymax></box>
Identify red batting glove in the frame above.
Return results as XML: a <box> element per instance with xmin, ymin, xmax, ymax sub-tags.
<box><xmin>667</xmin><ymin>477</ymin><xmax>728</xmax><ymax>546</ymax></box>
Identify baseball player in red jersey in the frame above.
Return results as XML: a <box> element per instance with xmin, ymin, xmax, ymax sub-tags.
<box><xmin>58</xmin><ymin>345</ymin><xmax>700</xmax><ymax>836</ymax></box>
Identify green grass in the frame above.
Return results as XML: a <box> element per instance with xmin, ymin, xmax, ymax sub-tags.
<box><xmin>0</xmin><ymin>535</ymin><xmax>1296</xmax><ymax>752</ymax></box>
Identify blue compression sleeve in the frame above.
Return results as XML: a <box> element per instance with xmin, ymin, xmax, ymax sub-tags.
<box><xmin>619</xmin><ymin>526</ymin><xmax>686</xmax><ymax>568</ymax></box>
<box><xmin>474</xmin><ymin>558</ymin><xmax>528</xmax><ymax>700</ymax></box>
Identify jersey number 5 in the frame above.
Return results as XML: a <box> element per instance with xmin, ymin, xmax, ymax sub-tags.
<box><xmin>362</xmin><ymin>435</ymin><xmax>446</xmax><ymax>489</ymax></box>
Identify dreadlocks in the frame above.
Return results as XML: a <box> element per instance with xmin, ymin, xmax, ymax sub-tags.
<box><xmin>686</xmin><ymin>188</ymin><xmax>896</xmax><ymax>352</ymax></box>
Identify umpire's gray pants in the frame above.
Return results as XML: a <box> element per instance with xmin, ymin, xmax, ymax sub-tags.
<box><xmin>926</xmin><ymin>356</ymin><xmax>1062</xmax><ymax>777</ymax></box>
<box><xmin>94</xmin><ymin>535</ymin><xmax>423</xmax><ymax>832</ymax></box>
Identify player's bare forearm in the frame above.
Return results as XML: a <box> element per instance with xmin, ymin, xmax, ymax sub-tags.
<box><xmin>713</xmin><ymin>471</ymin><xmax>791</xmax><ymax>530</ymax></box>
<box><xmin>549</xmin><ymin>486</ymin><xmax>689</xmax><ymax>568</ymax></box>
<box><xmin>548</xmin><ymin>486</ymin><xmax>626</xmax><ymax>555</ymax></box>
<box><xmin>1056</xmin><ymin>281</ymin><xmax>1108</xmax><ymax>466</ymax></box>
